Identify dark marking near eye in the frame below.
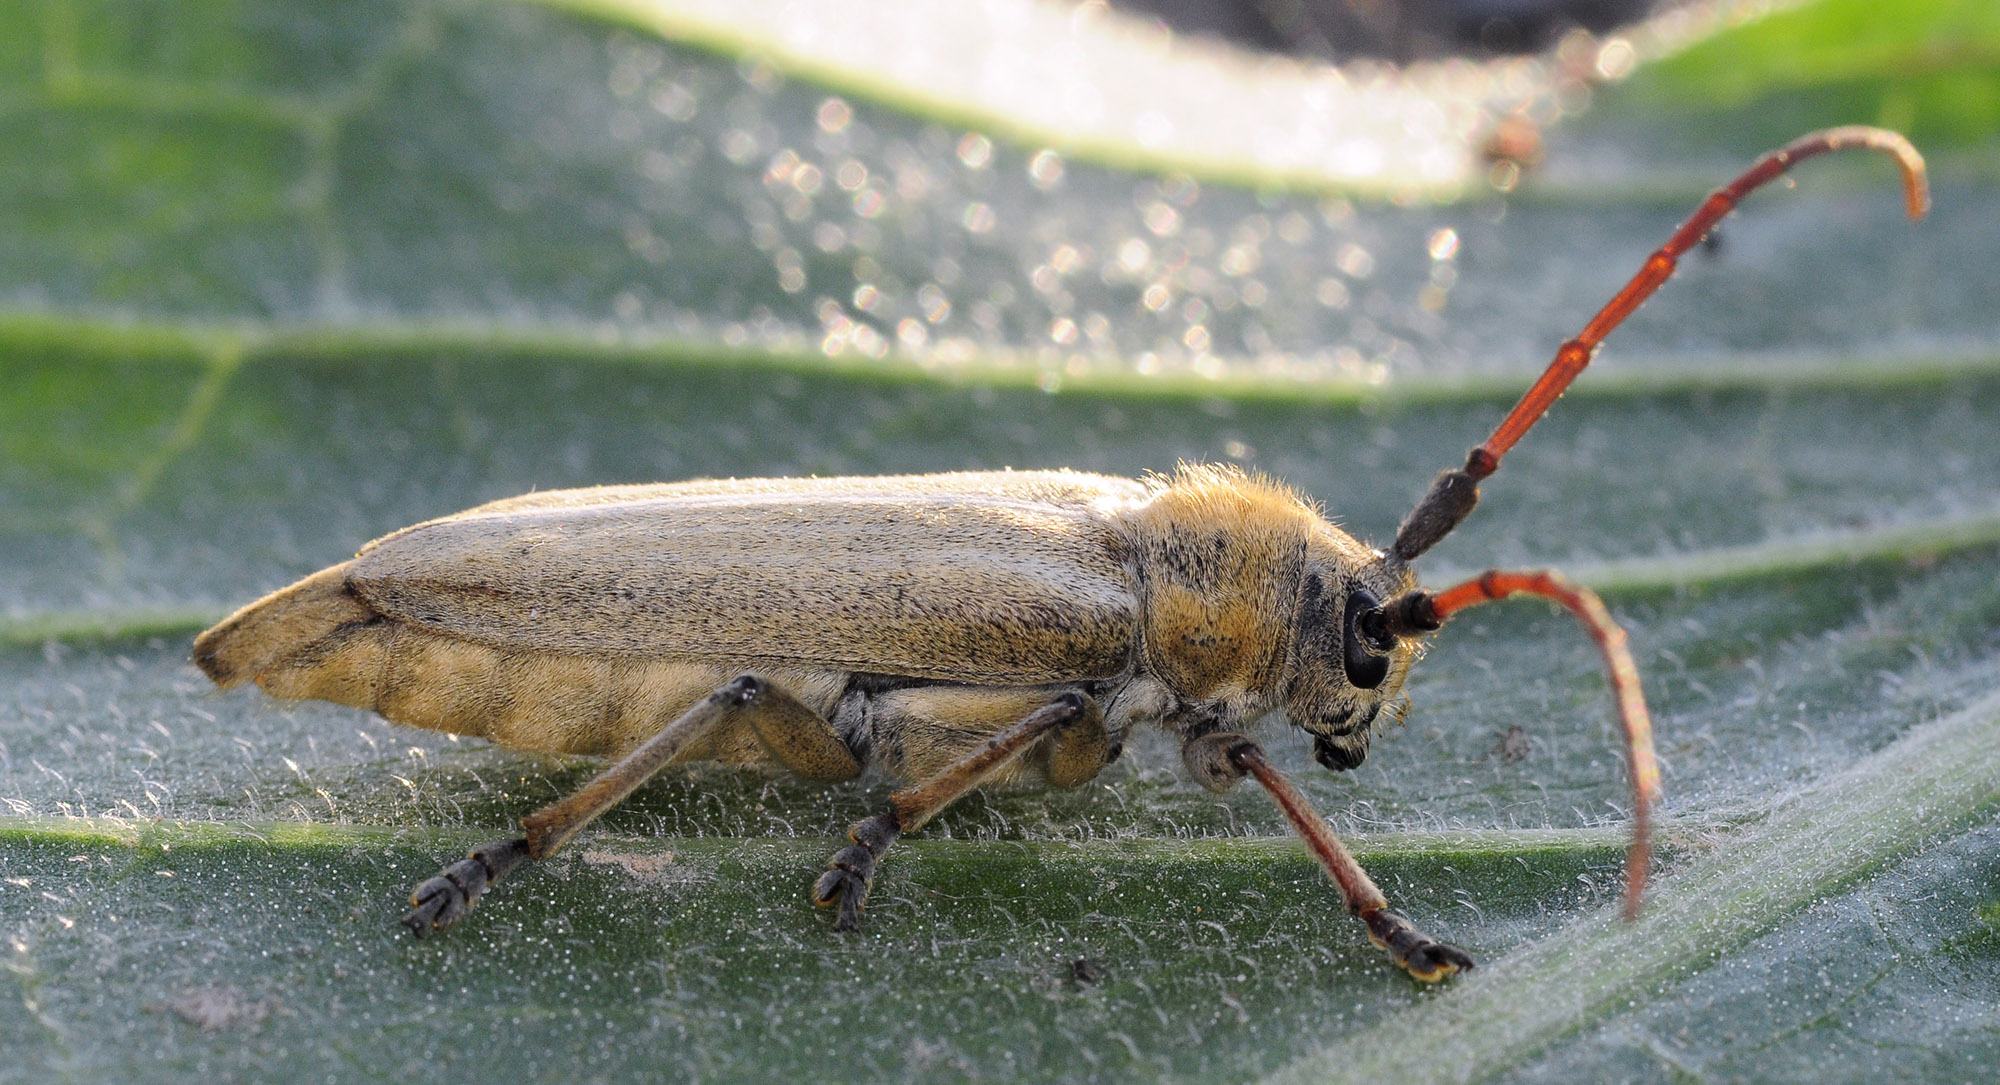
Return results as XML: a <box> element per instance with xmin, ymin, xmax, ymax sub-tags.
<box><xmin>1157</xmin><ymin>527</ymin><xmax>1238</xmax><ymax>588</ymax></box>
<box><xmin>1301</xmin><ymin>571</ymin><xmax>1326</xmax><ymax>608</ymax></box>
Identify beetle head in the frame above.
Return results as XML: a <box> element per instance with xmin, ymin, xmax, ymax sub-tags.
<box><xmin>1282</xmin><ymin>542</ymin><xmax>1419</xmax><ymax>772</ymax></box>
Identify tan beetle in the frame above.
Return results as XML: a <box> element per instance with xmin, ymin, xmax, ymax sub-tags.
<box><xmin>193</xmin><ymin>128</ymin><xmax>1927</xmax><ymax>981</ymax></box>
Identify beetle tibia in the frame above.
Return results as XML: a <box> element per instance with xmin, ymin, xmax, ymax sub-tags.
<box><xmin>817</xmin><ymin>693</ymin><xmax>1095</xmax><ymax>932</ymax></box>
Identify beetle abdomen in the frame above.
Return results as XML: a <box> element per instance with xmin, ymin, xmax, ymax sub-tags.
<box><xmin>254</xmin><ymin>622</ymin><xmax>625</xmax><ymax>755</ymax></box>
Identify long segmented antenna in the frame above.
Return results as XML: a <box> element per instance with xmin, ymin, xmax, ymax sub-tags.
<box><xmin>1390</xmin><ymin>126</ymin><xmax>1930</xmax><ymax>562</ymax></box>
<box><xmin>1376</xmin><ymin>571</ymin><xmax>1660</xmax><ymax>917</ymax></box>
<box><xmin>1364</xmin><ymin>128</ymin><xmax>1929</xmax><ymax>919</ymax></box>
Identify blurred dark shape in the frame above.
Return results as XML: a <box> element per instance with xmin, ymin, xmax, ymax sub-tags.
<box><xmin>1107</xmin><ymin>0</ymin><xmax>1671</xmax><ymax>62</ymax></box>
<box><xmin>1479</xmin><ymin>111</ymin><xmax>1544</xmax><ymax>190</ymax></box>
<box><xmin>1481</xmin><ymin>113</ymin><xmax>1546</xmax><ymax>168</ymax></box>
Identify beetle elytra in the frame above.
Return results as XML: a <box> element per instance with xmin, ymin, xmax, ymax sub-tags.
<box><xmin>193</xmin><ymin>127</ymin><xmax>1928</xmax><ymax>981</ymax></box>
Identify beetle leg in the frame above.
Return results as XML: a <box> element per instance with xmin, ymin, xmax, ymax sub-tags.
<box><xmin>814</xmin><ymin>692</ymin><xmax>1092</xmax><ymax>931</ymax></box>
<box><xmin>1042</xmin><ymin>703</ymin><xmax>1112</xmax><ymax>788</ymax></box>
<box><xmin>736</xmin><ymin>680</ymin><xmax>865</xmax><ymax>783</ymax></box>
<box><xmin>1183</xmin><ymin>732</ymin><xmax>1474</xmax><ymax>982</ymax></box>
<box><xmin>403</xmin><ymin>673</ymin><xmax>784</xmax><ymax>936</ymax></box>
<box><xmin>516</xmin><ymin>675</ymin><xmax>773</xmax><ymax>859</ymax></box>
<box><xmin>868</xmin><ymin>684</ymin><xmax>1112</xmax><ymax>788</ymax></box>
<box><xmin>814</xmin><ymin>812</ymin><xmax>901</xmax><ymax>933</ymax></box>
<box><xmin>402</xmin><ymin>838</ymin><xmax>530</xmax><ymax>935</ymax></box>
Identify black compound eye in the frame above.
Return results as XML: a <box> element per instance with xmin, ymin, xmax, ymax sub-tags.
<box><xmin>1342</xmin><ymin>588</ymin><xmax>1393</xmax><ymax>690</ymax></box>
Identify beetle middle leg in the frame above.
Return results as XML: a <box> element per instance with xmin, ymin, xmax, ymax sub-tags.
<box><xmin>403</xmin><ymin>673</ymin><xmax>861</xmax><ymax>936</ymax></box>
<box><xmin>814</xmin><ymin>690</ymin><xmax>1104</xmax><ymax>931</ymax></box>
<box><xmin>1183</xmin><ymin>732</ymin><xmax>1474</xmax><ymax>982</ymax></box>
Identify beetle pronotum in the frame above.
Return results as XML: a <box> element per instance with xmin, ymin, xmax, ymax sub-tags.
<box><xmin>193</xmin><ymin>127</ymin><xmax>1928</xmax><ymax>981</ymax></box>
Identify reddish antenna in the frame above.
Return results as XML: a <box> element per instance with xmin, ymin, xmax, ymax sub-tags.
<box><xmin>1370</xmin><ymin>126</ymin><xmax>1930</xmax><ymax>918</ymax></box>
<box><xmin>1390</xmin><ymin>126</ymin><xmax>1931</xmax><ymax>563</ymax></box>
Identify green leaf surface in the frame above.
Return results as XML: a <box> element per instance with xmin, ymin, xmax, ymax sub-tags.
<box><xmin>4</xmin><ymin>1</ymin><xmax>1998</xmax><ymax>1081</ymax></box>
<box><xmin>1596</xmin><ymin>0</ymin><xmax>2000</xmax><ymax>155</ymax></box>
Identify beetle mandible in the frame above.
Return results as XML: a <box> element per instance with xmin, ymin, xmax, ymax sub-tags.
<box><xmin>193</xmin><ymin>127</ymin><xmax>1928</xmax><ymax>981</ymax></box>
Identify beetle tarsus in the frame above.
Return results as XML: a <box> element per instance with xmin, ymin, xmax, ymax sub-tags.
<box><xmin>815</xmin><ymin>813</ymin><xmax>900</xmax><ymax>931</ymax></box>
<box><xmin>1363</xmin><ymin>907</ymin><xmax>1475</xmax><ymax>982</ymax></box>
<box><xmin>402</xmin><ymin>837</ymin><xmax>529</xmax><ymax>937</ymax></box>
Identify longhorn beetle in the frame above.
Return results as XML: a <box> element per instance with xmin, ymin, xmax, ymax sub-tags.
<box><xmin>193</xmin><ymin>127</ymin><xmax>1928</xmax><ymax>981</ymax></box>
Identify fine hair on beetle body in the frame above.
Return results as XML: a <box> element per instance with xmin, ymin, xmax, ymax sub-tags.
<box><xmin>190</xmin><ymin>127</ymin><xmax>1930</xmax><ymax>983</ymax></box>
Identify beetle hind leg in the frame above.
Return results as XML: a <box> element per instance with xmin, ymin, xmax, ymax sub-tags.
<box><xmin>813</xmin><ymin>692</ymin><xmax>1097</xmax><ymax>931</ymax></box>
<box><xmin>401</xmin><ymin>673</ymin><xmax>862</xmax><ymax>937</ymax></box>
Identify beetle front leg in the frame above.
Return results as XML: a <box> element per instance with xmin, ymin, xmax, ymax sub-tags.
<box><xmin>1183</xmin><ymin>732</ymin><xmax>1474</xmax><ymax>982</ymax></box>
<box><xmin>814</xmin><ymin>692</ymin><xmax>1095</xmax><ymax>931</ymax></box>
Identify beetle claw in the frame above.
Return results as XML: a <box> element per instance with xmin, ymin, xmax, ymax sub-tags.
<box><xmin>1363</xmin><ymin>907</ymin><xmax>1475</xmax><ymax>982</ymax></box>
<box><xmin>814</xmin><ymin>868</ymin><xmax>869</xmax><ymax>931</ymax></box>
<box><xmin>403</xmin><ymin>863</ymin><xmax>479</xmax><ymax>936</ymax></box>
<box><xmin>1403</xmin><ymin>940</ymin><xmax>1476</xmax><ymax>983</ymax></box>
<box><xmin>402</xmin><ymin>877</ymin><xmax>457</xmax><ymax>936</ymax></box>
<box><xmin>815</xmin><ymin>844</ymin><xmax>876</xmax><ymax>931</ymax></box>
